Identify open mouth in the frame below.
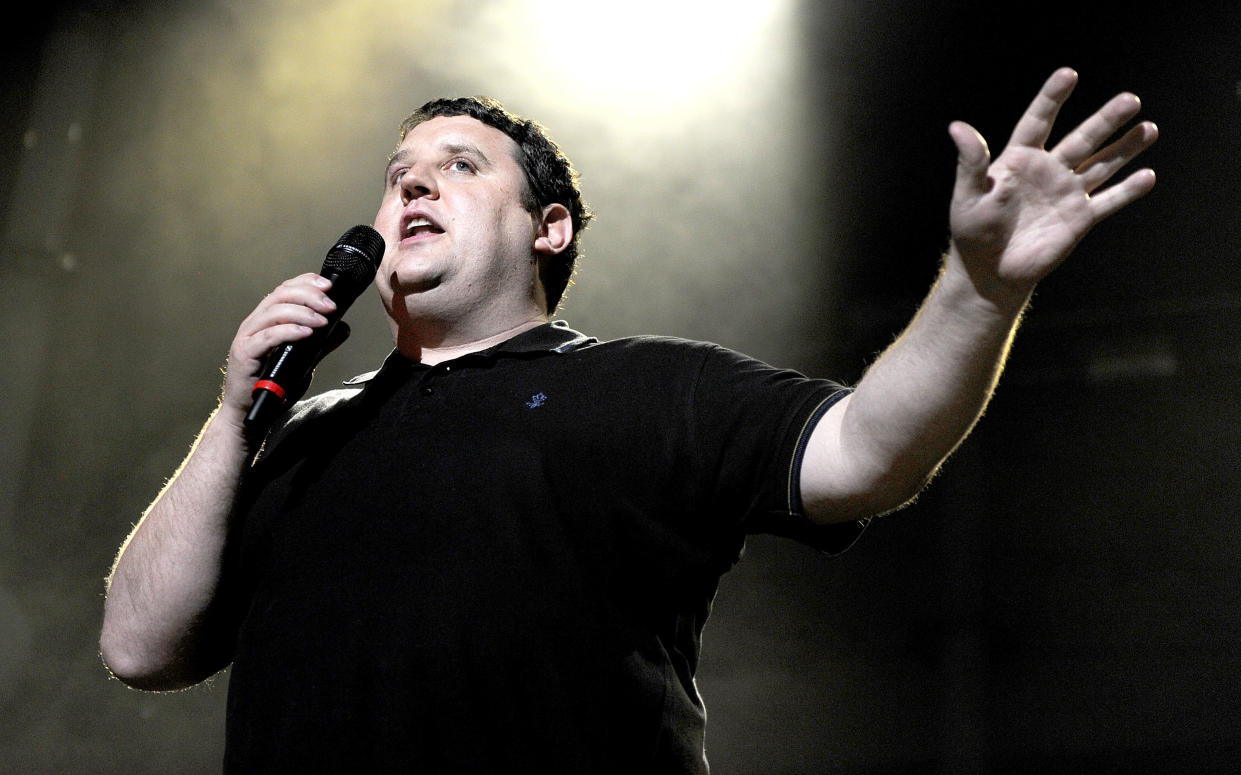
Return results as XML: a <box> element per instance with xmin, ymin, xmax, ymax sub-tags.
<box><xmin>403</xmin><ymin>216</ymin><xmax>445</xmax><ymax>239</ymax></box>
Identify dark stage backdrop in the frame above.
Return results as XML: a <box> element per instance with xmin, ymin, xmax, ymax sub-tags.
<box><xmin>1</xmin><ymin>1</ymin><xmax>1238</xmax><ymax>772</ymax></box>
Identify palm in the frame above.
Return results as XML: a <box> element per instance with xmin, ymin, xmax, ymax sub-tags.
<box><xmin>948</xmin><ymin>68</ymin><xmax>1157</xmax><ymax>300</ymax></box>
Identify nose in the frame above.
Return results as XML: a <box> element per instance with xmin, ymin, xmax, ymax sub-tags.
<box><xmin>399</xmin><ymin>164</ymin><xmax>437</xmax><ymax>205</ymax></box>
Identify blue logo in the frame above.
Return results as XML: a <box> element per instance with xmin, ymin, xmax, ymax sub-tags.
<box><xmin>525</xmin><ymin>392</ymin><xmax>547</xmax><ymax>409</ymax></box>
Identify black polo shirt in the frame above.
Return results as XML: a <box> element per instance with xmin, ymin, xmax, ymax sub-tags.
<box><xmin>223</xmin><ymin>321</ymin><xmax>864</xmax><ymax>774</ymax></box>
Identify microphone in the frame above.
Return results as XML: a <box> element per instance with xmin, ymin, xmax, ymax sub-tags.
<box><xmin>244</xmin><ymin>224</ymin><xmax>385</xmax><ymax>434</ymax></box>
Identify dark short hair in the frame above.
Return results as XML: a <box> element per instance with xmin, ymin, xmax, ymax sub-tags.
<box><xmin>394</xmin><ymin>97</ymin><xmax>593</xmax><ymax>313</ymax></box>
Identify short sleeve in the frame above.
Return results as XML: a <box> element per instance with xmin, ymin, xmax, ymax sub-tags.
<box><xmin>688</xmin><ymin>344</ymin><xmax>869</xmax><ymax>554</ymax></box>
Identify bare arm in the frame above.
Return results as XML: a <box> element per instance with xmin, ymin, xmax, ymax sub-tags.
<box><xmin>100</xmin><ymin>273</ymin><xmax>340</xmax><ymax>689</ymax></box>
<box><xmin>801</xmin><ymin>68</ymin><xmax>1159</xmax><ymax>523</ymax></box>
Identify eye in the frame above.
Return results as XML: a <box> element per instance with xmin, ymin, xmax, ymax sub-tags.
<box><xmin>387</xmin><ymin>167</ymin><xmax>408</xmax><ymax>188</ymax></box>
<box><xmin>447</xmin><ymin>158</ymin><xmax>476</xmax><ymax>174</ymax></box>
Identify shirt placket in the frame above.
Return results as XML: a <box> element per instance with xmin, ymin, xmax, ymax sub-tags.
<box><xmin>399</xmin><ymin>362</ymin><xmax>454</xmax><ymax>417</ymax></box>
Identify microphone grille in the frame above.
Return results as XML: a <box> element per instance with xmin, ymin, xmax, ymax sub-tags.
<box><xmin>323</xmin><ymin>225</ymin><xmax>385</xmax><ymax>287</ymax></box>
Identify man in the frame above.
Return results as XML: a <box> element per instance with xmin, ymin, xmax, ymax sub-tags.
<box><xmin>101</xmin><ymin>69</ymin><xmax>1157</xmax><ymax>772</ymax></box>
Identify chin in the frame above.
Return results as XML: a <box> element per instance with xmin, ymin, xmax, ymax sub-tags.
<box><xmin>383</xmin><ymin>271</ymin><xmax>448</xmax><ymax>311</ymax></box>
<box><xmin>383</xmin><ymin>256</ymin><xmax>444</xmax><ymax>291</ymax></box>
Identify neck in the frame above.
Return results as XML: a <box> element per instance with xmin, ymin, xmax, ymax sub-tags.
<box><xmin>393</xmin><ymin>316</ymin><xmax>548</xmax><ymax>365</ymax></box>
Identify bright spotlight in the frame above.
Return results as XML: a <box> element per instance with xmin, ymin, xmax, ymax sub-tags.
<box><xmin>524</xmin><ymin>0</ymin><xmax>793</xmax><ymax>109</ymax></box>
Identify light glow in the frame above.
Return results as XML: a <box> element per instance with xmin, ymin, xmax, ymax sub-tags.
<box><xmin>525</xmin><ymin>0</ymin><xmax>793</xmax><ymax>110</ymax></box>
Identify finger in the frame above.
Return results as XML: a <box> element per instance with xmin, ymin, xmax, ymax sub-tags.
<box><xmin>266</xmin><ymin>273</ymin><xmax>335</xmax><ymax>309</ymax></box>
<box><xmin>1006</xmin><ymin>67</ymin><xmax>1078</xmax><ymax>149</ymax></box>
<box><xmin>242</xmin><ymin>276</ymin><xmax>336</xmax><ymax>329</ymax></box>
<box><xmin>237</xmin><ymin>321</ymin><xmax>321</xmax><ymax>364</ymax></box>
<box><xmin>949</xmin><ymin>120</ymin><xmax>992</xmax><ymax>198</ymax></box>
<box><xmin>1076</xmin><ymin>120</ymin><xmax>1159</xmax><ymax>193</ymax></box>
<box><xmin>225</xmin><ymin>319</ymin><xmax>318</xmax><ymax>395</ymax></box>
<box><xmin>1051</xmin><ymin>92</ymin><xmax>1143</xmax><ymax>169</ymax></box>
<box><xmin>1088</xmin><ymin>167</ymin><xmax>1157</xmax><ymax>222</ymax></box>
<box><xmin>241</xmin><ymin>299</ymin><xmax>330</xmax><ymax>338</ymax></box>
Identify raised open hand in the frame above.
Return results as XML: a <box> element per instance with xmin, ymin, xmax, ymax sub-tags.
<box><xmin>948</xmin><ymin>68</ymin><xmax>1158</xmax><ymax>308</ymax></box>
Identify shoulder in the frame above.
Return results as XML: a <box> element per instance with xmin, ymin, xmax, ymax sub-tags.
<box><xmin>573</xmin><ymin>333</ymin><xmax>731</xmax><ymax>367</ymax></box>
<box><xmin>562</xmin><ymin>334</ymin><xmax>844</xmax><ymax>403</ymax></box>
<box><xmin>540</xmin><ymin>321</ymin><xmax>740</xmax><ymax>367</ymax></box>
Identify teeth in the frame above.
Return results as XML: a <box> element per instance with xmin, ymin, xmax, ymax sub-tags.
<box><xmin>404</xmin><ymin>217</ymin><xmax>433</xmax><ymax>235</ymax></box>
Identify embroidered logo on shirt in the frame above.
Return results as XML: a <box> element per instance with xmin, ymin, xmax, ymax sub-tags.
<box><xmin>525</xmin><ymin>392</ymin><xmax>548</xmax><ymax>409</ymax></box>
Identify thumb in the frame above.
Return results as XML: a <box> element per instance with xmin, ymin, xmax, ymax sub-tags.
<box><xmin>949</xmin><ymin>120</ymin><xmax>991</xmax><ymax>198</ymax></box>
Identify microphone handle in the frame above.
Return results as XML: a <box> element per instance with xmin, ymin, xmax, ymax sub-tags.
<box><xmin>243</xmin><ymin>267</ymin><xmax>355</xmax><ymax>434</ymax></box>
<box><xmin>245</xmin><ymin>384</ymin><xmax>287</xmax><ymax>434</ymax></box>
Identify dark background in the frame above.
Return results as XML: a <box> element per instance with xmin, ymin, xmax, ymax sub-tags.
<box><xmin>2</xmin><ymin>1</ymin><xmax>1238</xmax><ymax>772</ymax></box>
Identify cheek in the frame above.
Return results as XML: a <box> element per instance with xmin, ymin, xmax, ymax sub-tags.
<box><xmin>372</xmin><ymin>200</ymin><xmax>397</xmax><ymax>232</ymax></box>
<box><xmin>372</xmin><ymin>235</ymin><xmax>396</xmax><ymax>277</ymax></box>
<box><xmin>373</xmin><ymin>257</ymin><xmax>394</xmax><ymax>299</ymax></box>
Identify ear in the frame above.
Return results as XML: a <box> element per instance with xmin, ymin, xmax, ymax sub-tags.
<box><xmin>533</xmin><ymin>203</ymin><xmax>573</xmax><ymax>256</ymax></box>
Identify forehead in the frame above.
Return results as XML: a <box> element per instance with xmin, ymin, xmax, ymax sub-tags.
<box><xmin>395</xmin><ymin>114</ymin><xmax>522</xmax><ymax>165</ymax></box>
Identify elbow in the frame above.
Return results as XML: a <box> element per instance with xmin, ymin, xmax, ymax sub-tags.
<box><xmin>99</xmin><ymin>629</ymin><xmax>169</xmax><ymax>691</ymax></box>
<box><xmin>100</xmin><ymin>645</ymin><xmax>208</xmax><ymax>692</ymax></box>
<box><xmin>99</xmin><ymin>638</ymin><xmax>151</xmax><ymax>689</ymax></box>
<box><xmin>99</xmin><ymin>622</ymin><xmax>216</xmax><ymax>692</ymax></box>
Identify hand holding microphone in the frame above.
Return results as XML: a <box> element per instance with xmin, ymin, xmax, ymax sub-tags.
<box><xmin>238</xmin><ymin>225</ymin><xmax>385</xmax><ymax>436</ymax></box>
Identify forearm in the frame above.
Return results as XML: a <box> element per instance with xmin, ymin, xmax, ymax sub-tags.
<box><xmin>100</xmin><ymin>403</ymin><xmax>252</xmax><ymax>690</ymax></box>
<box><xmin>855</xmin><ymin>252</ymin><xmax>1021</xmax><ymax>463</ymax></box>
<box><xmin>804</xmin><ymin>249</ymin><xmax>1027</xmax><ymax>521</ymax></box>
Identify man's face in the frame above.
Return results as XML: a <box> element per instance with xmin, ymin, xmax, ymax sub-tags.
<box><xmin>373</xmin><ymin>115</ymin><xmax>542</xmax><ymax>330</ymax></box>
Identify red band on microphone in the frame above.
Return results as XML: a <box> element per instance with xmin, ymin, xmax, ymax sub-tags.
<box><xmin>253</xmin><ymin>379</ymin><xmax>287</xmax><ymax>401</ymax></box>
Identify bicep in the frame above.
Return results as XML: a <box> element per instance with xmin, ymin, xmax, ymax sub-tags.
<box><xmin>798</xmin><ymin>393</ymin><xmax>920</xmax><ymax>524</ymax></box>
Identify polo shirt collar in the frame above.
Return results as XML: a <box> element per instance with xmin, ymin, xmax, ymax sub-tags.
<box><xmin>498</xmin><ymin>320</ymin><xmax>597</xmax><ymax>355</ymax></box>
<box><xmin>343</xmin><ymin>321</ymin><xmax>595</xmax><ymax>386</ymax></box>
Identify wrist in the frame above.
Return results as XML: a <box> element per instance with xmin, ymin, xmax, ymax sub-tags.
<box><xmin>205</xmin><ymin>400</ymin><xmax>253</xmax><ymax>449</ymax></box>
<box><xmin>941</xmin><ymin>245</ymin><xmax>1035</xmax><ymax>321</ymax></box>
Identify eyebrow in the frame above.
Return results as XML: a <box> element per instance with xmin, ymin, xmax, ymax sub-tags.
<box><xmin>442</xmin><ymin>141</ymin><xmax>492</xmax><ymax>165</ymax></box>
